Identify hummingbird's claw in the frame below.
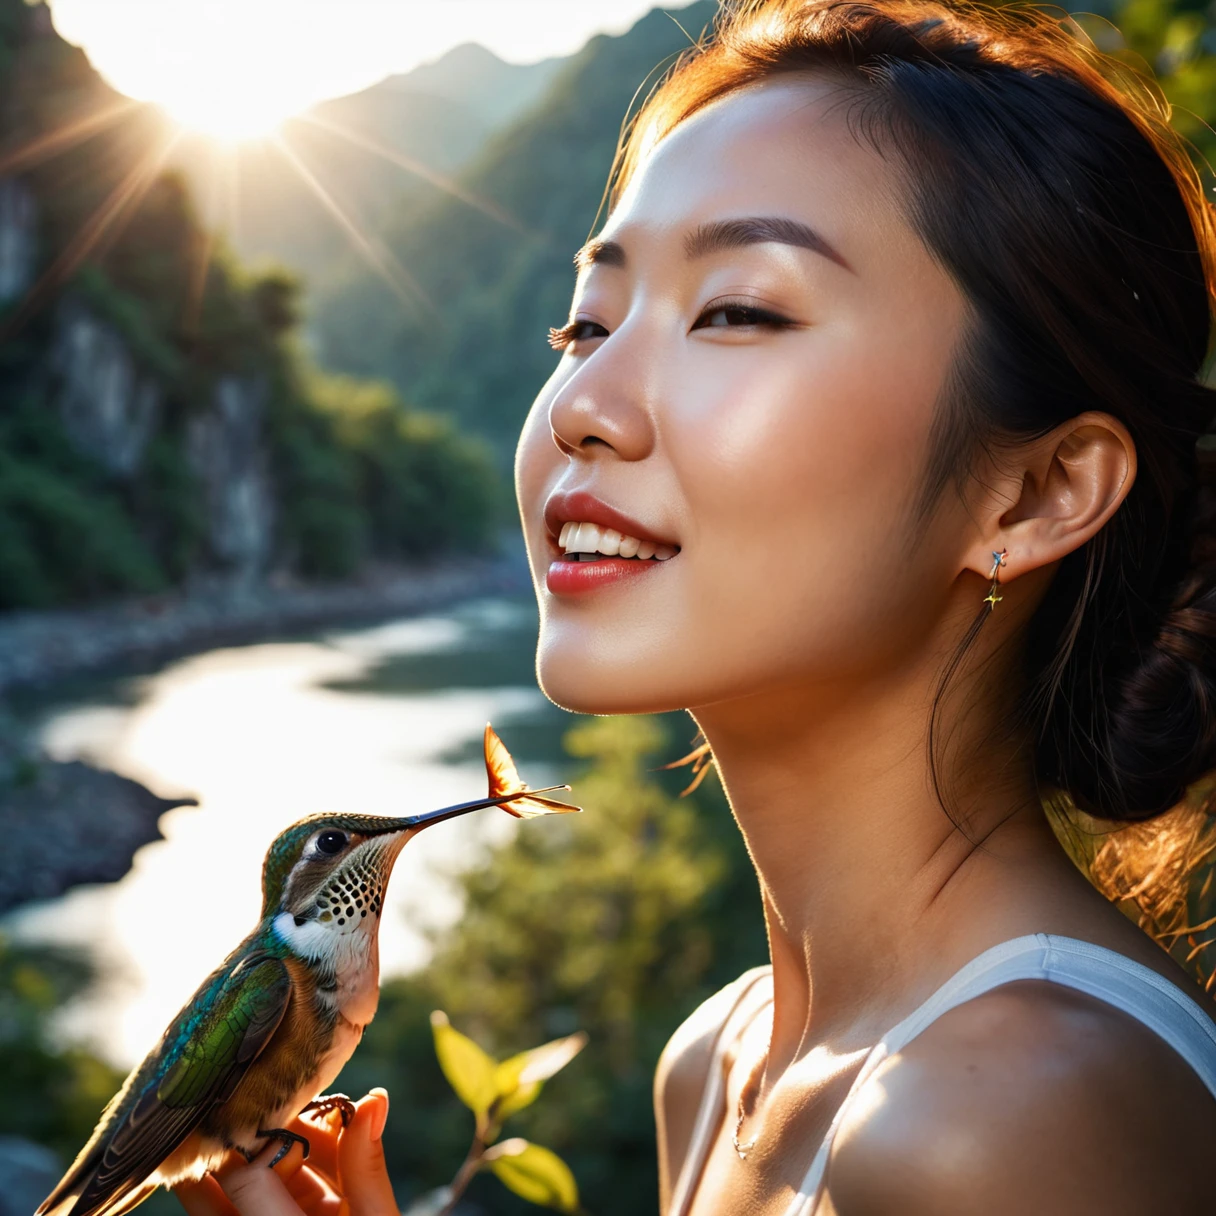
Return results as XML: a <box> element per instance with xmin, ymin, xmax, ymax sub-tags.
<box><xmin>303</xmin><ymin>1093</ymin><xmax>357</xmax><ymax>1127</ymax></box>
<box><xmin>256</xmin><ymin>1126</ymin><xmax>311</xmax><ymax>1167</ymax></box>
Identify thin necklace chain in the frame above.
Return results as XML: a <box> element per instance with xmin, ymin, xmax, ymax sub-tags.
<box><xmin>731</xmin><ymin>1052</ymin><xmax>768</xmax><ymax>1161</ymax></box>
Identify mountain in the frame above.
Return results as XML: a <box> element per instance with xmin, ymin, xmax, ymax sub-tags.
<box><xmin>313</xmin><ymin>2</ymin><xmax>718</xmax><ymax>453</ymax></box>
<box><xmin>378</xmin><ymin>41</ymin><xmax>565</xmax><ymax>128</ymax></box>
<box><xmin>170</xmin><ymin>44</ymin><xmax>564</xmax><ymax>293</ymax></box>
<box><xmin>0</xmin><ymin>1</ymin><xmax>497</xmax><ymax>610</ymax></box>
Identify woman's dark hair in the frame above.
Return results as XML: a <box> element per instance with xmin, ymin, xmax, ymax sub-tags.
<box><xmin>621</xmin><ymin>0</ymin><xmax>1216</xmax><ymax>966</ymax></box>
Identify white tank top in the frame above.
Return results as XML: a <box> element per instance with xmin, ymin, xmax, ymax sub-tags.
<box><xmin>668</xmin><ymin>933</ymin><xmax>1216</xmax><ymax>1216</ymax></box>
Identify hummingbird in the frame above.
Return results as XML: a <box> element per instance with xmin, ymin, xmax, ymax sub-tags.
<box><xmin>38</xmin><ymin>724</ymin><xmax>579</xmax><ymax>1216</ymax></box>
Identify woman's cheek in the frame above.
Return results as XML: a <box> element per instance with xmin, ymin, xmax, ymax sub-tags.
<box><xmin>515</xmin><ymin>390</ymin><xmax>560</xmax><ymax>553</ymax></box>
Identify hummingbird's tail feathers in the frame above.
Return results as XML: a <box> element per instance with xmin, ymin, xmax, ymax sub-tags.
<box><xmin>39</xmin><ymin>1089</ymin><xmax>202</xmax><ymax>1216</ymax></box>
<box><xmin>483</xmin><ymin>723</ymin><xmax>582</xmax><ymax>818</ymax></box>
<box><xmin>101</xmin><ymin>1184</ymin><xmax>159</xmax><ymax>1216</ymax></box>
<box><xmin>36</xmin><ymin>1162</ymin><xmax>155</xmax><ymax>1216</ymax></box>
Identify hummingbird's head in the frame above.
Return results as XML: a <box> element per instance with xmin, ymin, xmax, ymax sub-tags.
<box><xmin>261</xmin><ymin>813</ymin><xmax>417</xmax><ymax>931</ymax></box>
<box><xmin>259</xmin><ymin>789</ymin><xmax>525</xmax><ymax>965</ymax></box>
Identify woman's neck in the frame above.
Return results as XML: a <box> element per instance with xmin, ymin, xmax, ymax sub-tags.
<box><xmin>691</xmin><ymin>649</ymin><xmax>1086</xmax><ymax>1076</ymax></box>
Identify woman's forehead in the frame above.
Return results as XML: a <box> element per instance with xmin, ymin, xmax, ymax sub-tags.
<box><xmin>603</xmin><ymin>77</ymin><xmax>918</xmax><ymax>275</ymax></box>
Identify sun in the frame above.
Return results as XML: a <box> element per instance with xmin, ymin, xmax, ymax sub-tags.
<box><xmin>47</xmin><ymin>0</ymin><xmax>360</xmax><ymax>145</ymax></box>
<box><xmin>155</xmin><ymin>88</ymin><xmax>297</xmax><ymax>144</ymax></box>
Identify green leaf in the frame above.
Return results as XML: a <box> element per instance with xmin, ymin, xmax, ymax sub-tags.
<box><xmin>484</xmin><ymin>1138</ymin><xmax>580</xmax><ymax>1212</ymax></box>
<box><xmin>492</xmin><ymin>1031</ymin><xmax>588</xmax><ymax>1120</ymax></box>
<box><xmin>430</xmin><ymin>1010</ymin><xmax>498</xmax><ymax>1114</ymax></box>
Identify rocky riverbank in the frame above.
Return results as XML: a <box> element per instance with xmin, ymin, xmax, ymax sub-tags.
<box><xmin>0</xmin><ymin>552</ymin><xmax>530</xmax><ymax>695</ymax></box>
<box><xmin>0</xmin><ymin>552</ymin><xmax>531</xmax><ymax>910</ymax></box>
<box><xmin>0</xmin><ymin>761</ymin><xmax>197</xmax><ymax>913</ymax></box>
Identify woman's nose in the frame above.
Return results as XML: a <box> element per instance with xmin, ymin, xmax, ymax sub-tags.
<box><xmin>547</xmin><ymin>336</ymin><xmax>657</xmax><ymax>463</ymax></box>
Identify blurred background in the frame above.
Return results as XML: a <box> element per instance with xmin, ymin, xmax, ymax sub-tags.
<box><xmin>0</xmin><ymin>0</ymin><xmax>1213</xmax><ymax>1212</ymax></box>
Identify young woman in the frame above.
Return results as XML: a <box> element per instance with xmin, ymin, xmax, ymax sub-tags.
<box><xmin>179</xmin><ymin>1</ymin><xmax>1216</xmax><ymax>1212</ymax></box>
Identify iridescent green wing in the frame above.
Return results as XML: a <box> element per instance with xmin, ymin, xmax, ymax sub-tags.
<box><xmin>154</xmin><ymin>954</ymin><xmax>291</xmax><ymax>1108</ymax></box>
<box><xmin>41</xmin><ymin>954</ymin><xmax>290</xmax><ymax>1216</ymax></box>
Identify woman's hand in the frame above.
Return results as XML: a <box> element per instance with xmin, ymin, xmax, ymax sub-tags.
<box><xmin>174</xmin><ymin>1089</ymin><xmax>398</xmax><ymax>1216</ymax></box>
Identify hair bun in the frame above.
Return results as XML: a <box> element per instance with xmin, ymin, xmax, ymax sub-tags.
<box><xmin>1067</xmin><ymin>559</ymin><xmax>1216</xmax><ymax>821</ymax></box>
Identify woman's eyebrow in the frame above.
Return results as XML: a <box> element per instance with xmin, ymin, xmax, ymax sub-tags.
<box><xmin>574</xmin><ymin>215</ymin><xmax>853</xmax><ymax>274</ymax></box>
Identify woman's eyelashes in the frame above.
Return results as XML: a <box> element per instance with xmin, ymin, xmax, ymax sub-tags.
<box><xmin>691</xmin><ymin>299</ymin><xmax>796</xmax><ymax>332</ymax></box>
<box><xmin>546</xmin><ymin>299</ymin><xmax>796</xmax><ymax>352</ymax></box>
<box><xmin>548</xmin><ymin>318</ymin><xmax>604</xmax><ymax>350</ymax></box>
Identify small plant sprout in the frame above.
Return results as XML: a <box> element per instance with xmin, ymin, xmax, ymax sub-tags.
<box><xmin>430</xmin><ymin>1010</ymin><xmax>587</xmax><ymax>1214</ymax></box>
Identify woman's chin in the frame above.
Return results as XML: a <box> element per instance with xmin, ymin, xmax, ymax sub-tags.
<box><xmin>536</xmin><ymin>653</ymin><xmax>688</xmax><ymax>718</ymax></box>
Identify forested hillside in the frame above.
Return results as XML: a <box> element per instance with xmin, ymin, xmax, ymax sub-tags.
<box><xmin>314</xmin><ymin>0</ymin><xmax>1216</xmax><ymax>456</ymax></box>
<box><xmin>0</xmin><ymin>0</ymin><xmax>496</xmax><ymax>610</ymax></box>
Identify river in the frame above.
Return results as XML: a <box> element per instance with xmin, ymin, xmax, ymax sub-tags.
<box><xmin>3</xmin><ymin>594</ymin><xmax>576</xmax><ymax>1070</ymax></box>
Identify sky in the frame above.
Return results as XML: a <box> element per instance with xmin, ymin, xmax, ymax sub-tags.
<box><xmin>47</xmin><ymin>0</ymin><xmax>700</xmax><ymax>139</ymax></box>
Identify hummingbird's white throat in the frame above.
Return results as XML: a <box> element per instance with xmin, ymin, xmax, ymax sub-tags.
<box><xmin>273</xmin><ymin>832</ymin><xmax>408</xmax><ymax>971</ymax></box>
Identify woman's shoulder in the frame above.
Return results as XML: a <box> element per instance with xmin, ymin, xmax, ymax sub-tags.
<box><xmin>822</xmin><ymin>979</ymin><xmax>1216</xmax><ymax>1215</ymax></box>
<box><xmin>654</xmin><ymin>966</ymin><xmax>772</xmax><ymax>1206</ymax></box>
<box><xmin>656</xmin><ymin>965</ymin><xmax>773</xmax><ymax>1109</ymax></box>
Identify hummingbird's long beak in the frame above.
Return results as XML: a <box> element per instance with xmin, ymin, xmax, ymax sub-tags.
<box><xmin>370</xmin><ymin>786</ymin><xmax>572</xmax><ymax>834</ymax></box>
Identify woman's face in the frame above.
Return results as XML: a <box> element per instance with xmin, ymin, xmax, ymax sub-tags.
<box><xmin>515</xmin><ymin>77</ymin><xmax>972</xmax><ymax>717</ymax></box>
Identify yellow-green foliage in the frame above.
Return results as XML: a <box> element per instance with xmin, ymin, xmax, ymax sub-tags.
<box><xmin>430</xmin><ymin>1011</ymin><xmax>586</xmax><ymax>1211</ymax></box>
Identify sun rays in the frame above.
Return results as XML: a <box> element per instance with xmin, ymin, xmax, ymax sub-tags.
<box><xmin>300</xmin><ymin>112</ymin><xmax>527</xmax><ymax>236</ymax></box>
<box><xmin>270</xmin><ymin>131</ymin><xmax>433</xmax><ymax>314</ymax></box>
<box><xmin>3</xmin><ymin>123</ymin><xmax>184</xmax><ymax>338</ymax></box>
<box><xmin>5</xmin><ymin>84</ymin><xmax>525</xmax><ymax>336</ymax></box>
<box><xmin>0</xmin><ymin>97</ymin><xmax>142</xmax><ymax>177</ymax></box>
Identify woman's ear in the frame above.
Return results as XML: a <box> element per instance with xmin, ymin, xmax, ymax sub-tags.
<box><xmin>962</xmin><ymin>411</ymin><xmax>1137</xmax><ymax>583</ymax></box>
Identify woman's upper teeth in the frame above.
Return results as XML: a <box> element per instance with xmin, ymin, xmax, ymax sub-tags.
<box><xmin>558</xmin><ymin>521</ymin><xmax>677</xmax><ymax>561</ymax></box>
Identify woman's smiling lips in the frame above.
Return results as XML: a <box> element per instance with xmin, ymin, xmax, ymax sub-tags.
<box><xmin>543</xmin><ymin>489</ymin><xmax>680</xmax><ymax>596</ymax></box>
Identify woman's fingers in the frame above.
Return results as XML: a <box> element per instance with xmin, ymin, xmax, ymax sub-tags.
<box><xmin>173</xmin><ymin>1096</ymin><xmax>388</xmax><ymax>1216</ymax></box>
<box><xmin>336</xmin><ymin>1089</ymin><xmax>398</xmax><ymax>1216</ymax></box>
<box><xmin>210</xmin><ymin>1140</ymin><xmax>313</xmax><ymax>1216</ymax></box>
<box><xmin>282</xmin><ymin>1161</ymin><xmax>346</xmax><ymax>1214</ymax></box>
<box><xmin>174</xmin><ymin>1172</ymin><xmax>239</xmax><ymax>1216</ymax></box>
<box><xmin>291</xmin><ymin>1106</ymin><xmax>344</xmax><ymax>1189</ymax></box>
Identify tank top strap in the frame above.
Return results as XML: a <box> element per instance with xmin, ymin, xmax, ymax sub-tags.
<box><xmin>668</xmin><ymin>965</ymin><xmax>774</xmax><ymax>1216</ymax></box>
<box><xmin>783</xmin><ymin>932</ymin><xmax>1216</xmax><ymax>1215</ymax></box>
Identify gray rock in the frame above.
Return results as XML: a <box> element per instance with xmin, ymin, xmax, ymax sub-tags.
<box><xmin>0</xmin><ymin>760</ymin><xmax>197</xmax><ymax>912</ymax></box>
<box><xmin>0</xmin><ymin>178</ymin><xmax>35</xmax><ymax>304</ymax></box>
<box><xmin>49</xmin><ymin>298</ymin><xmax>162</xmax><ymax>478</ymax></box>
<box><xmin>185</xmin><ymin>375</ymin><xmax>275</xmax><ymax>580</ymax></box>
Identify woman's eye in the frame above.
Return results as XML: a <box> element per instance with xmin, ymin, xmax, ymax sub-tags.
<box><xmin>547</xmin><ymin>319</ymin><xmax>608</xmax><ymax>351</ymax></box>
<box><xmin>547</xmin><ymin>301</ymin><xmax>793</xmax><ymax>352</ymax></box>
<box><xmin>692</xmin><ymin>302</ymin><xmax>792</xmax><ymax>330</ymax></box>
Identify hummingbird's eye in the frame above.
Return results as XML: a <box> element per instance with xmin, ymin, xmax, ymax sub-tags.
<box><xmin>315</xmin><ymin>830</ymin><xmax>348</xmax><ymax>855</ymax></box>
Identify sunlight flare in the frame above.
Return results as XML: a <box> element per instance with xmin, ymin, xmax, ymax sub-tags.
<box><xmin>300</xmin><ymin>113</ymin><xmax>528</xmax><ymax>235</ymax></box>
<box><xmin>272</xmin><ymin>132</ymin><xmax>432</xmax><ymax>313</ymax></box>
<box><xmin>4</xmin><ymin>126</ymin><xmax>183</xmax><ymax>337</ymax></box>
<box><xmin>0</xmin><ymin>97</ymin><xmax>141</xmax><ymax>175</ymax></box>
